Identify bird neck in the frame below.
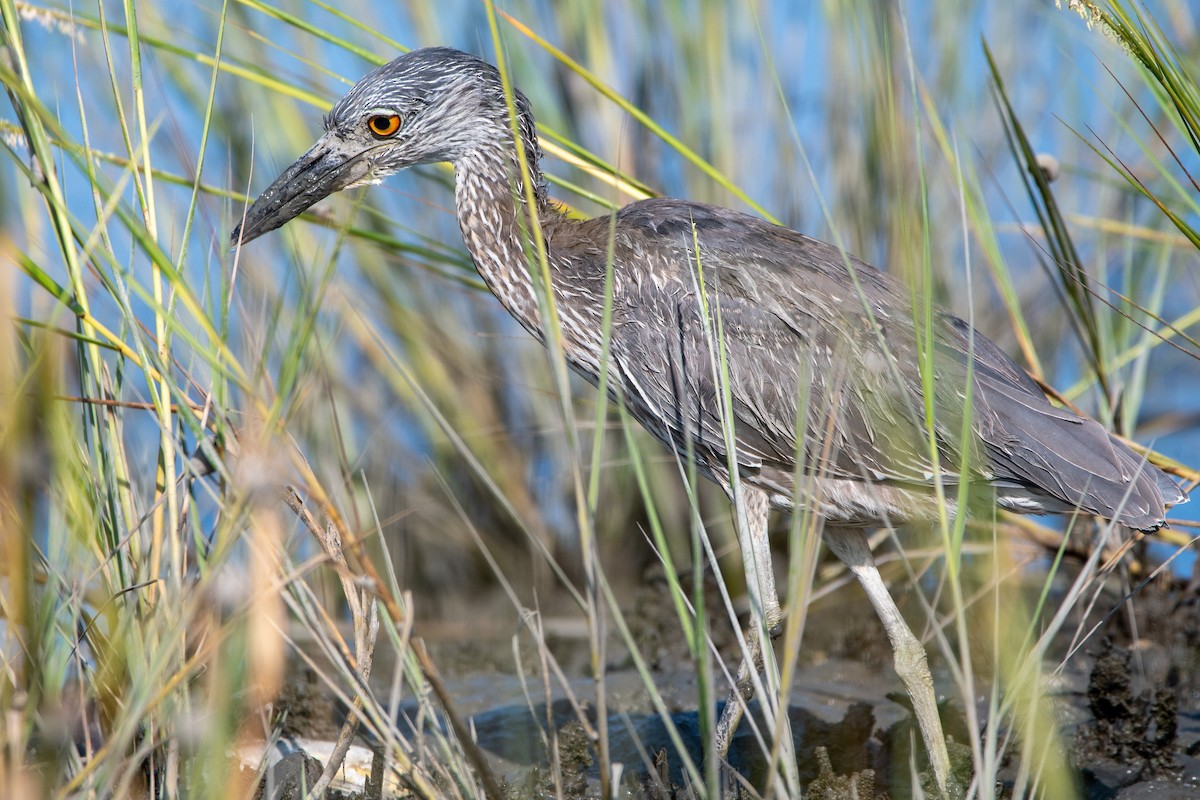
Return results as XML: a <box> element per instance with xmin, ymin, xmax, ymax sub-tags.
<box><xmin>453</xmin><ymin>119</ymin><xmax>560</xmax><ymax>341</ymax></box>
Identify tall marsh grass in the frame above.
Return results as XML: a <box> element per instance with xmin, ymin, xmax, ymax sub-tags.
<box><xmin>1</xmin><ymin>0</ymin><xmax>1197</xmax><ymax>797</ymax></box>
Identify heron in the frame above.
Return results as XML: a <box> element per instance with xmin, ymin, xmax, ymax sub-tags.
<box><xmin>232</xmin><ymin>46</ymin><xmax>1185</xmax><ymax>794</ymax></box>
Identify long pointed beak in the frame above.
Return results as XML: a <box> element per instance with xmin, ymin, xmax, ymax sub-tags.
<box><xmin>231</xmin><ymin>134</ymin><xmax>371</xmax><ymax>247</ymax></box>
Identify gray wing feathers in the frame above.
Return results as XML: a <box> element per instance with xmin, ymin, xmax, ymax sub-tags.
<box><xmin>596</xmin><ymin>198</ymin><xmax>1183</xmax><ymax>529</ymax></box>
<box><xmin>940</xmin><ymin>312</ymin><xmax>1180</xmax><ymax>530</ymax></box>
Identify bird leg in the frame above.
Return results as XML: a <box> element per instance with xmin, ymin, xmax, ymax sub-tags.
<box><xmin>713</xmin><ymin>620</ymin><xmax>765</xmax><ymax>758</ymax></box>
<box><xmin>821</xmin><ymin>527</ymin><xmax>951</xmax><ymax>797</ymax></box>
<box><xmin>713</xmin><ymin>484</ymin><xmax>782</xmax><ymax>758</ymax></box>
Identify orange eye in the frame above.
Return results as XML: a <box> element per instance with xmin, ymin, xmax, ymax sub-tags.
<box><xmin>367</xmin><ymin>114</ymin><xmax>401</xmax><ymax>137</ymax></box>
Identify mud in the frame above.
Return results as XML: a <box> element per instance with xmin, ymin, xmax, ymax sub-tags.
<box><xmin>275</xmin><ymin>664</ymin><xmax>341</xmax><ymax>741</ymax></box>
<box><xmin>1072</xmin><ymin>637</ymin><xmax>1198</xmax><ymax>799</ymax></box>
<box><xmin>267</xmin><ymin>561</ymin><xmax>1200</xmax><ymax>798</ymax></box>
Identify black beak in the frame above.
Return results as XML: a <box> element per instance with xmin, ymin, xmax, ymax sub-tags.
<box><xmin>231</xmin><ymin>134</ymin><xmax>371</xmax><ymax>247</ymax></box>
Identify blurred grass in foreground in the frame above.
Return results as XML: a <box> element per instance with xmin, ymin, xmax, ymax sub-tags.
<box><xmin>1</xmin><ymin>0</ymin><xmax>1197</xmax><ymax>797</ymax></box>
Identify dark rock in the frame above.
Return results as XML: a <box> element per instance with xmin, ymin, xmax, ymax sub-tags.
<box><xmin>253</xmin><ymin>751</ymin><xmax>324</xmax><ymax>800</ymax></box>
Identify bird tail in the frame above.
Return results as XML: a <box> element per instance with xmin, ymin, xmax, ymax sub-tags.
<box><xmin>991</xmin><ymin>413</ymin><xmax>1185</xmax><ymax>532</ymax></box>
<box><xmin>975</xmin><ymin>364</ymin><xmax>1186</xmax><ymax>531</ymax></box>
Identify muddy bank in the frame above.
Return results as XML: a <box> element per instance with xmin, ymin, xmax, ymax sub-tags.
<box><xmin>261</xmin><ymin>563</ymin><xmax>1199</xmax><ymax>798</ymax></box>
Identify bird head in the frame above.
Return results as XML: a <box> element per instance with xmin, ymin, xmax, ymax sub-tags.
<box><xmin>232</xmin><ymin>47</ymin><xmax>532</xmax><ymax>246</ymax></box>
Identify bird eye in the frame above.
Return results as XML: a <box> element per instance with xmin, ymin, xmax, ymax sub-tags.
<box><xmin>367</xmin><ymin>114</ymin><xmax>402</xmax><ymax>138</ymax></box>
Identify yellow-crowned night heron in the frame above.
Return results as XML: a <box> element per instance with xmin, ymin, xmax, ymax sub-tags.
<box><xmin>232</xmin><ymin>47</ymin><xmax>1185</xmax><ymax>794</ymax></box>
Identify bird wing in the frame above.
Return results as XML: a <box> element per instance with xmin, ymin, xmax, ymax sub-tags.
<box><xmin>603</xmin><ymin>198</ymin><xmax>965</xmax><ymax>487</ymax></box>
<box><xmin>597</xmin><ymin>198</ymin><xmax>1179</xmax><ymax>528</ymax></box>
